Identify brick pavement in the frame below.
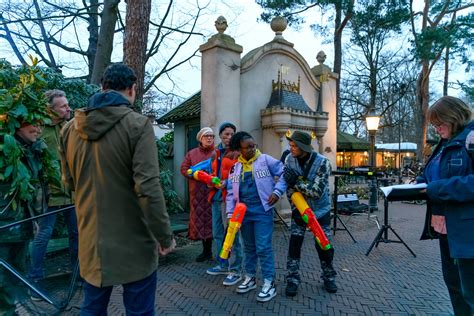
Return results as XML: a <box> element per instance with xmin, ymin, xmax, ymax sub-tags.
<box><xmin>17</xmin><ymin>201</ymin><xmax>453</xmax><ymax>315</ymax></box>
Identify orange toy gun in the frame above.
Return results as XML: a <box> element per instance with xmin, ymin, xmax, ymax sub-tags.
<box><xmin>191</xmin><ymin>170</ymin><xmax>222</xmax><ymax>188</ymax></box>
<box><xmin>219</xmin><ymin>203</ymin><xmax>247</xmax><ymax>262</ymax></box>
<box><xmin>290</xmin><ymin>192</ymin><xmax>331</xmax><ymax>250</ymax></box>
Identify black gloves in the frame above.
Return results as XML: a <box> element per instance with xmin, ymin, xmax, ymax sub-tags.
<box><xmin>284</xmin><ymin>167</ymin><xmax>299</xmax><ymax>187</ymax></box>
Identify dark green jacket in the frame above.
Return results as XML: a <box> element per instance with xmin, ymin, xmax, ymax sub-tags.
<box><xmin>42</xmin><ymin>123</ymin><xmax>72</xmax><ymax>206</ymax></box>
<box><xmin>60</xmin><ymin>91</ymin><xmax>172</xmax><ymax>287</ymax></box>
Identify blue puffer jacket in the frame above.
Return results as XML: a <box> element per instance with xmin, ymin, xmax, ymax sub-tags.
<box><xmin>226</xmin><ymin>154</ymin><xmax>286</xmax><ymax>216</ymax></box>
<box><xmin>421</xmin><ymin>121</ymin><xmax>474</xmax><ymax>258</ymax></box>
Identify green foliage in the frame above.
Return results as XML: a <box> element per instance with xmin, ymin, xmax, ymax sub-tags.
<box><xmin>156</xmin><ymin>137</ymin><xmax>183</xmax><ymax>214</ymax></box>
<box><xmin>349</xmin><ymin>0</ymin><xmax>409</xmax><ymax>45</ymax></box>
<box><xmin>0</xmin><ymin>58</ymin><xmax>60</xmax><ymax>210</ymax></box>
<box><xmin>0</xmin><ymin>57</ymin><xmax>51</xmax><ymax>134</ymax></box>
<box><xmin>41</xmin><ymin>68</ymin><xmax>99</xmax><ymax>110</ymax></box>
<box><xmin>411</xmin><ymin>1</ymin><xmax>473</xmax><ymax>68</ymax></box>
<box><xmin>161</xmin><ymin>131</ymin><xmax>174</xmax><ymax>143</ymax></box>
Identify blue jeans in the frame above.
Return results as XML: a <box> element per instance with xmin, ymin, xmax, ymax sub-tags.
<box><xmin>81</xmin><ymin>271</ymin><xmax>157</xmax><ymax>316</ymax></box>
<box><xmin>439</xmin><ymin>235</ymin><xmax>474</xmax><ymax>315</ymax></box>
<box><xmin>212</xmin><ymin>201</ymin><xmax>242</xmax><ymax>273</ymax></box>
<box><xmin>240</xmin><ymin>212</ymin><xmax>274</xmax><ymax>281</ymax></box>
<box><xmin>28</xmin><ymin>205</ymin><xmax>78</xmax><ymax>280</ymax></box>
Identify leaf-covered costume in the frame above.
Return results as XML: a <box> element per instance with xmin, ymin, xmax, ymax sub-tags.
<box><xmin>0</xmin><ymin>57</ymin><xmax>60</xmax><ymax>314</ymax></box>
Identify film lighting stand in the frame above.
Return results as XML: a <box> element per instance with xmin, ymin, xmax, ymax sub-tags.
<box><xmin>331</xmin><ymin>170</ymin><xmax>385</xmax><ymax>242</ymax></box>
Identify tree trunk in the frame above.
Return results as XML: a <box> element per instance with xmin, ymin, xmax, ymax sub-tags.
<box><xmin>415</xmin><ymin>62</ymin><xmax>429</xmax><ymax>162</ymax></box>
<box><xmin>443</xmin><ymin>45</ymin><xmax>449</xmax><ymax>96</ymax></box>
<box><xmin>123</xmin><ymin>0</ymin><xmax>152</xmax><ymax>110</ymax></box>
<box><xmin>90</xmin><ymin>0</ymin><xmax>120</xmax><ymax>85</ymax></box>
<box><xmin>86</xmin><ymin>0</ymin><xmax>100</xmax><ymax>82</ymax></box>
<box><xmin>333</xmin><ymin>3</ymin><xmax>342</xmax><ymax>126</ymax></box>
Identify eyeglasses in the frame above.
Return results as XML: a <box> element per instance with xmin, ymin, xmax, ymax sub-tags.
<box><xmin>431</xmin><ymin>122</ymin><xmax>446</xmax><ymax>130</ymax></box>
<box><xmin>241</xmin><ymin>144</ymin><xmax>257</xmax><ymax>151</ymax></box>
<box><xmin>203</xmin><ymin>135</ymin><xmax>215</xmax><ymax>138</ymax></box>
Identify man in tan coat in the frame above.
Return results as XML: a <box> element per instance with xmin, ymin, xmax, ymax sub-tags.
<box><xmin>60</xmin><ymin>63</ymin><xmax>175</xmax><ymax>314</ymax></box>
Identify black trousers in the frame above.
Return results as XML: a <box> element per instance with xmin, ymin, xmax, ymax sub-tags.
<box><xmin>439</xmin><ymin>235</ymin><xmax>474</xmax><ymax>316</ymax></box>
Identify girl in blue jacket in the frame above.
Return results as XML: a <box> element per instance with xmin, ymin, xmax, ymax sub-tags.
<box><xmin>419</xmin><ymin>96</ymin><xmax>474</xmax><ymax>315</ymax></box>
<box><xmin>226</xmin><ymin>131</ymin><xmax>286</xmax><ymax>302</ymax></box>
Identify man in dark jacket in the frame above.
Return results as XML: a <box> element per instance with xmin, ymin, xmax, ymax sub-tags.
<box><xmin>283</xmin><ymin>131</ymin><xmax>337</xmax><ymax>297</ymax></box>
<box><xmin>60</xmin><ymin>63</ymin><xmax>175</xmax><ymax>314</ymax></box>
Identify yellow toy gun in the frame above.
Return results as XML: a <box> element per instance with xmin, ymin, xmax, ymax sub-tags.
<box><xmin>291</xmin><ymin>192</ymin><xmax>331</xmax><ymax>250</ymax></box>
<box><xmin>219</xmin><ymin>203</ymin><xmax>247</xmax><ymax>262</ymax></box>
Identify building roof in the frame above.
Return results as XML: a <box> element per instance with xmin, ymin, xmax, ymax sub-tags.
<box><xmin>376</xmin><ymin>142</ymin><xmax>417</xmax><ymax>151</ymax></box>
<box><xmin>337</xmin><ymin>131</ymin><xmax>370</xmax><ymax>151</ymax></box>
<box><xmin>266</xmin><ymin>89</ymin><xmax>312</xmax><ymax>112</ymax></box>
<box><xmin>156</xmin><ymin>91</ymin><xmax>201</xmax><ymax>124</ymax></box>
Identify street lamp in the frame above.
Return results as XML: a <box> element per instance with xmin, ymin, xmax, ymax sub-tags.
<box><xmin>366</xmin><ymin>112</ymin><xmax>380</xmax><ymax>212</ymax></box>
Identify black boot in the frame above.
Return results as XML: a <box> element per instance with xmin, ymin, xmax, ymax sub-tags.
<box><xmin>285</xmin><ymin>279</ymin><xmax>299</xmax><ymax>297</ymax></box>
<box><xmin>196</xmin><ymin>239</ymin><xmax>212</xmax><ymax>262</ymax></box>
<box><xmin>316</xmin><ymin>243</ymin><xmax>338</xmax><ymax>293</ymax></box>
<box><xmin>323</xmin><ymin>277</ymin><xmax>338</xmax><ymax>293</ymax></box>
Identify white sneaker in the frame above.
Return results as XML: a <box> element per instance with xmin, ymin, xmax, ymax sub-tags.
<box><xmin>236</xmin><ymin>275</ymin><xmax>257</xmax><ymax>293</ymax></box>
<box><xmin>256</xmin><ymin>279</ymin><xmax>276</xmax><ymax>302</ymax></box>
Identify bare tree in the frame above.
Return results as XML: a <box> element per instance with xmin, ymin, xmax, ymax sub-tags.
<box><xmin>90</xmin><ymin>0</ymin><xmax>119</xmax><ymax>84</ymax></box>
<box><xmin>0</xmin><ymin>0</ymin><xmax>102</xmax><ymax>76</ymax></box>
<box><xmin>409</xmin><ymin>0</ymin><xmax>473</xmax><ymax>160</ymax></box>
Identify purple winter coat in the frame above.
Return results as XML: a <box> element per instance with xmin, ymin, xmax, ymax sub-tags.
<box><xmin>226</xmin><ymin>154</ymin><xmax>287</xmax><ymax>216</ymax></box>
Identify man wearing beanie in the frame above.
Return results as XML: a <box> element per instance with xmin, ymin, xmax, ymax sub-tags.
<box><xmin>206</xmin><ymin>122</ymin><xmax>243</xmax><ymax>286</ymax></box>
<box><xmin>180</xmin><ymin>127</ymin><xmax>215</xmax><ymax>261</ymax></box>
<box><xmin>282</xmin><ymin>131</ymin><xmax>337</xmax><ymax>296</ymax></box>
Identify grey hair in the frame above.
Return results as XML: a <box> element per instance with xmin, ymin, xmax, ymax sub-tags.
<box><xmin>44</xmin><ymin>89</ymin><xmax>66</xmax><ymax>107</ymax></box>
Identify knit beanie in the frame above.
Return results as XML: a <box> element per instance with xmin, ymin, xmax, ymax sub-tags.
<box><xmin>218</xmin><ymin>122</ymin><xmax>236</xmax><ymax>135</ymax></box>
<box><xmin>196</xmin><ymin>127</ymin><xmax>214</xmax><ymax>142</ymax></box>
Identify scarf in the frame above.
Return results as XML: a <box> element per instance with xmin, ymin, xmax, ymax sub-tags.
<box><xmin>237</xmin><ymin>149</ymin><xmax>261</xmax><ymax>180</ymax></box>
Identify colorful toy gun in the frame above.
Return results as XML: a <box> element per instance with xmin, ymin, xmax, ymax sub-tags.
<box><xmin>219</xmin><ymin>203</ymin><xmax>247</xmax><ymax>262</ymax></box>
<box><xmin>191</xmin><ymin>170</ymin><xmax>222</xmax><ymax>188</ymax></box>
<box><xmin>186</xmin><ymin>157</ymin><xmax>212</xmax><ymax>176</ymax></box>
<box><xmin>290</xmin><ymin>192</ymin><xmax>332</xmax><ymax>251</ymax></box>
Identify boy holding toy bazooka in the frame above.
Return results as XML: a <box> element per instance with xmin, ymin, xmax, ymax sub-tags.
<box><xmin>283</xmin><ymin>131</ymin><xmax>338</xmax><ymax>296</ymax></box>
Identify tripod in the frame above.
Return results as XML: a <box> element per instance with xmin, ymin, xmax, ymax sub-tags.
<box><xmin>365</xmin><ymin>197</ymin><xmax>416</xmax><ymax>257</ymax></box>
<box><xmin>331</xmin><ymin>175</ymin><xmax>357</xmax><ymax>243</ymax></box>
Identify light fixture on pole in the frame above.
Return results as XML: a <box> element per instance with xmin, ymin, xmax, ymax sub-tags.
<box><xmin>365</xmin><ymin>112</ymin><xmax>380</xmax><ymax>213</ymax></box>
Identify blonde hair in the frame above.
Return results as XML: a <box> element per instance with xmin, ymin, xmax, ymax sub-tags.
<box><xmin>428</xmin><ymin>96</ymin><xmax>473</xmax><ymax>135</ymax></box>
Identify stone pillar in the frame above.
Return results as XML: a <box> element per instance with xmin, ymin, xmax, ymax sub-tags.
<box><xmin>199</xmin><ymin>16</ymin><xmax>243</xmax><ymax>131</ymax></box>
<box><xmin>311</xmin><ymin>51</ymin><xmax>337</xmax><ymax>169</ymax></box>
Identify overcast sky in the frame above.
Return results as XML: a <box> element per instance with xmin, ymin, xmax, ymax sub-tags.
<box><xmin>1</xmin><ymin>0</ymin><xmax>470</xmax><ymax>100</ymax></box>
<box><xmin>167</xmin><ymin>0</ymin><xmax>334</xmax><ymax>98</ymax></box>
<box><xmin>171</xmin><ymin>0</ymin><xmax>471</xmax><ymax>100</ymax></box>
